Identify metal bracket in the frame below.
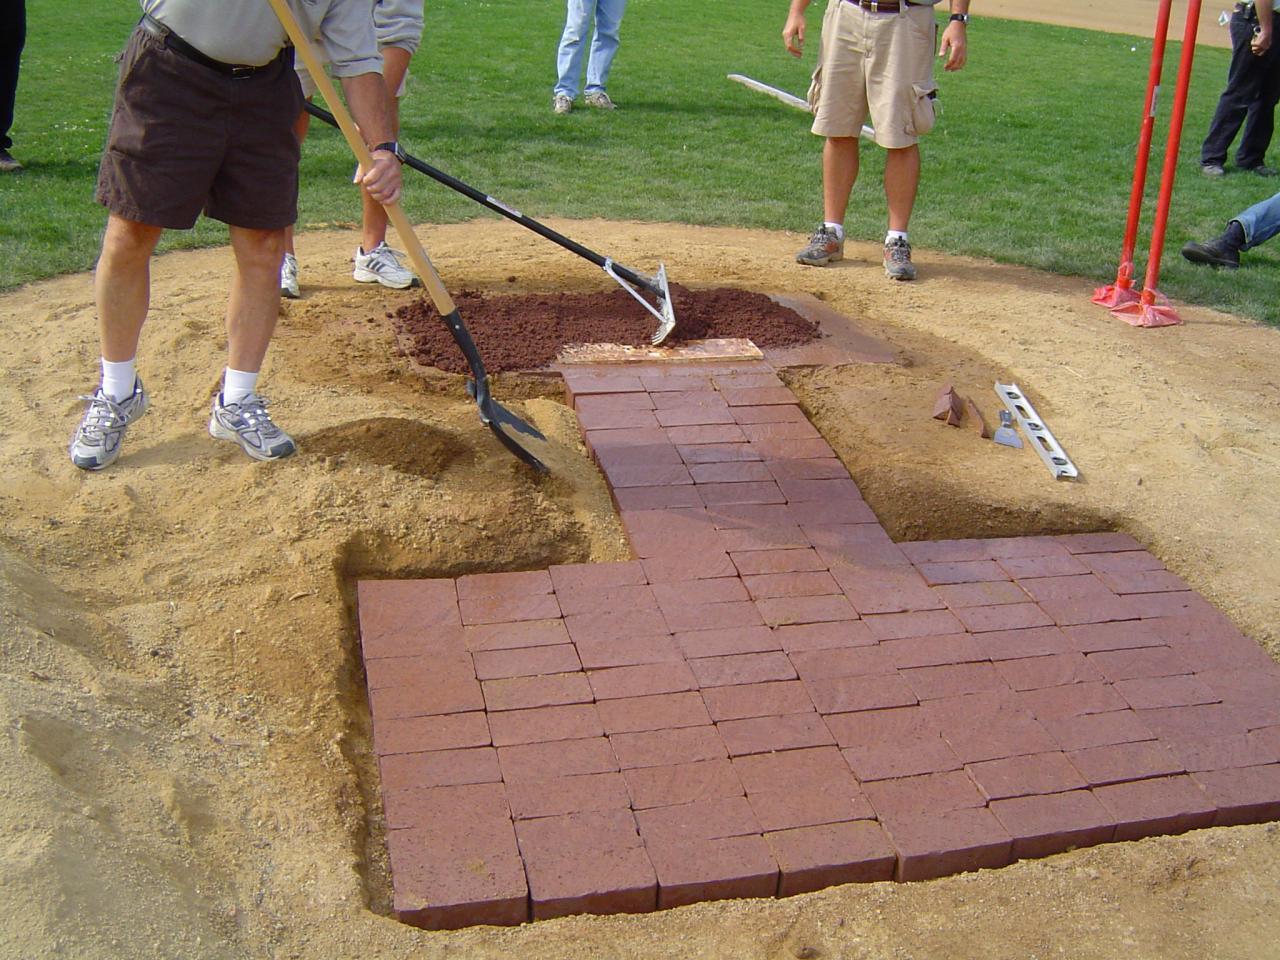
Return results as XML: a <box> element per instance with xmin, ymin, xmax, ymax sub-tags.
<box><xmin>994</xmin><ymin>383</ymin><xmax>1079</xmax><ymax>481</ymax></box>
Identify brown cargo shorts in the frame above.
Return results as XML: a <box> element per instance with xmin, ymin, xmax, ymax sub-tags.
<box><xmin>96</xmin><ymin>24</ymin><xmax>304</xmax><ymax>231</ymax></box>
<box><xmin>808</xmin><ymin>1</ymin><xmax>938</xmax><ymax>149</ymax></box>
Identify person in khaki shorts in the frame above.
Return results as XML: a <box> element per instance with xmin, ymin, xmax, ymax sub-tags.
<box><xmin>785</xmin><ymin>0</ymin><xmax>970</xmax><ymax>280</ymax></box>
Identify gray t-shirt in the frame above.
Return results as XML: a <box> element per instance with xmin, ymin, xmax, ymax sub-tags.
<box><xmin>141</xmin><ymin>0</ymin><xmax>382</xmax><ymax>74</ymax></box>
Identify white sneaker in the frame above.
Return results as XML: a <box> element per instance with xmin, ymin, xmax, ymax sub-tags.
<box><xmin>352</xmin><ymin>242</ymin><xmax>415</xmax><ymax>289</ymax></box>
<box><xmin>280</xmin><ymin>252</ymin><xmax>300</xmax><ymax>299</ymax></box>
<box><xmin>552</xmin><ymin>94</ymin><xmax>573</xmax><ymax>115</ymax></box>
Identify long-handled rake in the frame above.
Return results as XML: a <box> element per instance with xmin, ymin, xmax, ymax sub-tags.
<box><xmin>267</xmin><ymin>0</ymin><xmax>547</xmax><ymax>472</ymax></box>
<box><xmin>303</xmin><ymin>102</ymin><xmax>677</xmax><ymax>345</ymax></box>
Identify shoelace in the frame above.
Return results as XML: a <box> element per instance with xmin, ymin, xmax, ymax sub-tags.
<box><xmin>887</xmin><ymin>239</ymin><xmax>912</xmax><ymax>262</ymax></box>
<box><xmin>75</xmin><ymin>394</ymin><xmax>128</xmax><ymax>441</ymax></box>
<box><xmin>230</xmin><ymin>395</ymin><xmax>280</xmax><ymax>435</ymax></box>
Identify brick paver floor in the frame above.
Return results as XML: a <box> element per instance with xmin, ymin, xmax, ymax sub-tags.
<box><xmin>357</xmin><ymin>360</ymin><xmax>1280</xmax><ymax>929</ymax></box>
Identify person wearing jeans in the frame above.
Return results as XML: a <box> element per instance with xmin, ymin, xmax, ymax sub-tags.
<box><xmin>1182</xmin><ymin>189</ymin><xmax>1280</xmax><ymax>267</ymax></box>
<box><xmin>1199</xmin><ymin>0</ymin><xmax>1280</xmax><ymax>177</ymax></box>
<box><xmin>551</xmin><ymin>0</ymin><xmax>627</xmax><ymax>114</ymax></box>
<box><xmin>0</xmin><ymin>0</ymin><xmax>25</xmax><ymax>171</ymax></box>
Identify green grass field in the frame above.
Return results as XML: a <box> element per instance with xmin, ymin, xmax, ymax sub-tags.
<box><xmin>1</xmin><ymin>0</ymin><xmax>1276</xmax><ymax>323</ymax></box>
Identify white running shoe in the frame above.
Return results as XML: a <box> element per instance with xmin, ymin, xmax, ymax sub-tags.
<box><xmin>280</xmin><ymin>252</ymin><xmax>300</xmax><ymax>299</ymax></box>
<box><xmin>69</xmin><ymin>377</ymin><xmax>150</xmax><ymax>471</ymax></box>
<box><xmin>352</xmin><ymin>242</ymin><xmax>415</xmax><ymax>289</ymax></box>
<box><xmin>209</xmin><ymin>392</ymin><xmax>296</xmax><ymax>461</ymax></box>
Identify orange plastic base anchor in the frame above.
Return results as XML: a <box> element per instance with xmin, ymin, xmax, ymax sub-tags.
<box><xmin>1110</xmin><ymin>300</ymin><xmax>1183</xmax><ymax>327</ymax></box>
<box><xmin>1091</xmin><ymin>283</ymin><xmax>1141</xmax><ymax>308</ymax></box>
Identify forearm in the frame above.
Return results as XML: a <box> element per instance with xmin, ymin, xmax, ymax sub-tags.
<box><xmin>788</xmin><ymin>0</ymin><xmax>811</xmax><ymax>16</ymax></box>
<box><xmin>950</xmin><ymin>1</ymin><xmax>971</xmax><ymax>14</ymax></box>
<box><xmin>339</xmin><ymin>72</ymin><xmax>394</xmax><ymax>148</ymax></box>
<box><xmin>1258</xmin><ymin>3</ymin><xmax>1272</xmax><ymax>35</ymax></box>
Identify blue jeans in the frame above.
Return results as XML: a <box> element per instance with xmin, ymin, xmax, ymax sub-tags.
<box><xmin>1234</xmin><ymin>189</ymin><xmax>1280</xmax><ymax>249</ymax></box>
<box><xmin>554</xmin><ymin>0</ymin><xmax>627</xmax><ymax>99</ymax></box>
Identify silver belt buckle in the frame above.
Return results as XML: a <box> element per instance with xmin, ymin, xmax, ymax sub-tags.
<box><xmin>231</xmin><ymin>64</ymin><xmax>254</xmax><ymax>80</ymax></box>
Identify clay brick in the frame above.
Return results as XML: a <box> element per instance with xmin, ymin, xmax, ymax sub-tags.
<box><xmin>515</xmin><ymin>809</ymin><xmax>657</xmax><ymax>920</ymax></box>
<box><xmin>967</xmin><ymin>751</ymin><xmax>1087</xmax><ymax>800</ymax></box>
<box><xmin>996</xmin><ymin>554</ymin><xmax>1091</xmax><ymax>579</ymax></box>
<box><xmin>690</xmin><ymin>651</ymin><xmax>797</xmax><ymax>687</ymax></box>
<box><xmin>706</xmin><ymin>502</ymin><xmax>793</xmax><ymax>528</ymax></box>
<box><xmin>713</xmin><ymin>371</ymin><xmax>785</xmax><ymax>390</ymax></box>
<box><xmin>993</xmin><ymin>653</ymin><xmax>1105</xmax><ymax>691</ymax></box>
<box><xmin>650</xmin><ymin>389</ymin><xmax>728</xmax><ymax>409</ymax></box>
<box><xmin>830</xmin><ymin>707</ymin><xmax>964</xmax><ymax>781</ymax></box>
<box><xmin>1160</xmin><ymin>732</ymin><xmax>1277</xmax><ymax>773</ymax></box>
<box><xmin>1113</xmin><ymin>675</ymin><xmax>1222</xmax><ymax>710</ymax></box>
<box><xmin>463</xmin><ymin>618</ymin><xmax>572</xmax><ymax>653</ymax></box>
<box><xmin>661</xmin><ymin>599</ymin><xmax>764</xmax><ymax>634</ymax></box>
<box><xmin>880</xmin><ymin>807</ymin><xmax>1014</xmax><ymax>881</ymax></box>
<box><xmin>675</xmin><ymin>624</ymin><xmax>780</xmax><ymax>659</ymax></box>
<box><xmin>767</xmin><ymin>457</ymin><xmax>850</xmax><ymax>480</ymax></box>
<box><xmin>864</xmin><ymin>609</ymin><xmax>965</xmax><ymax>641</ymax></box>
<box><xmin>374</xmin><ymin>711</ymin><xmax>491</xmax><ymax>757</ymax></box>
<box><xmin>622</xmin><ymin>508</ymin><xmax>721</xmax><ymax>558</ymax></box>
<box><xmin>767</xmin><ymin>821</ymin><xmax>897</xmax><ymax>895</ymax></box>
<box><xmin>1085</xmin><ymin>646</ymin><xmax>1193</xmax><ymax>682</ymax></box>
<box><xmin>497</xmin><ymin>736</ymin><xmax>619</xmax><ymax>783</ymax></box>
<box><xmin>481</xmin><ymin>672</ymin><xmax>593</xmax><ymax>712</ymax></box>
<box><xmin>1018</xmin><ymin>681</ymin><xmax>1129</xmax><ymax>720</ymax></box>
<box><xmin>732</xmin><ymin>746</ymin><xmax>860</xmax><ymax>795</ymax></box>
<box><xmin>1067</xmin><ymin>739</ymin><xmax>1185</xmax><ymax>786</ymax></box>
<box><xmin>624</xmin><ymin>758</ymin><xmax>746</xmax><ymax>810</ymax></box>
<box><xmin>1018</xmin><ymin>574</ymin><xmax>1114</xmax><ymax>603</ymax></box>
<box><xmin>1196</xmin><ymin>668</ymin><xmax>1280</xmax><ymax>730</ymax></box>
<box><xmin>693</xmin><ymin>480</ymin><xmax>785</xmax><ymax>507</ymax></box>
<box><xmin>564</xmin><ymin>607</ymin><xmax>671</xmax><ymax>644</ymax></box>
<box><xmin>370</xmin><ymin>674</ymin><xmax>485</xmax><ymax>720</ymax></box>
<box><xmin>702</xmin><ymin>680</ymin><xmax>815</xmax><ymax>721</ymax></box>
<box><xmin>901</xmin><ymin>662</ymin><xmax>1009</xmax><ymax>701</ymax></box>
<box><xmin>459</xmin><ymin>592</ymin><xmax>561</xmax><ymax>626</ymax></box>
<box><xmin>1079</xmin><ymin>550</ymin><xmax>1165</xmax><ymax>575</ymax></box>
<box><xmin>506</xmin><ymin>771</ymin><xmax>632</xmax><ymax>820</ymax></box>
<box><xmin>718</xmin><ymin>712</ymin><xmax>835</xmax><ymax>756</ymax></box>
<box><xmin>972</xmin><ymin>625</ymin><xmax>1072</xmax><ymax>661</ymax></box>
<box><xmin>777</xmin><ymin>620</ymin><xmax>877</xmax><ymax>653</ymax></box>
<box><xmin>642</xmin><ymin>550</ymin><xmax>738</xmax><ymax>584</ymax></box>
<box><xmin>984</xmin><ymin>537</ymin><xmax>1075</xmax><ymax>560</ymax></box>
<box><xmin>757</xmin><ymin>594</ymin><xmax>859</xmax><ymax>627</ymax></box>
<box><xmin>562</xmin><ymin>370</ymin><xmax>645</xmax><ymax>396</ymax></box>
<box><xmin>742</xmin><ymin>571</ymin><xmax>840</xmax><ymax>600</ymax></box>
<box><xmin>603</xmin><ymin>462</ymin><xmax>694</xmax><ymax>488</ymax></box>
<box><xmin>863</xmin><ymin>770</ymin><xmax>987</xmax><ymax>820</ymax></box>
<box><xmin>790</xmin><ymin>645</ymin><xmax>895</xmax><ymax>681</ymax></box>
<box><xmin>739</xmin><ymin>420</ymin><xmax>822</xmax><ymax>443</ymax></box>
<box><xmin>1038</xmin><ymin>594</ymin><xmax>1144</xmax><ymax>627</ymax></box>
<box><xmin>1063</xmin><ymin>619</ymin><xmax>1168</xmax><ymax>654</ymax></box>
<box><xmin>917</xmin><ymin>560</ymin><xmax>1007</xmax><ymax>586</ymax></box>
<box><xmin>1124</xmin><ymin>593</ymin><xmax>1210</xmax><ymax>621</ymax></box>
<box><xmin>574</xmin><ymin>392</ymin><xmax>654</xmax><ymax>414</ymax></box>
<box><xmin>677</xmin><ymin>442</ymin><xmax>762</xmax><ymax>464</ymax></box>
<box><xmin>381</xmin><ymin>780</ymin><xmax>509</xmax><ymax>833</ymax></box>
<box><xmin>578</xmin><ymin>406</ymin><xmax>662</xmax><ymax>431</ymax></box>
<box><xmin>1055</xmin><ymin>532</ymin><xmax>1143</xmax><ymax>554</ymax></box>
<box><xmin>365</xmin><ymin>653</ymin><xmax>473</xmax><ymax>692</ymax></box>
<box><xmin>555</xmin><ymin>582</ymin><xmax>659</xmax><ymax>618</ymax></box>
<box><xmin>380</xmin><ymin>747</ymin><xmax>502</xmax><ymax>793</ymax></box>
<box><xmin>614</xmin><ymin>485</ymin><xmax>704</xmax><ymax>511</ymax></box>
<box><xmin>754</xmin><ymin>438</ymin><xmax>839</xmax><ymax>462</ymax></box>
<box><xmin>747</xmin><ymin>782</ymin><xmax>876</xmax><ymax>833</ymax></box>
<box><xmin>455</xmin><ymin>570</ymin><xmax>553</xmax><ymax>601</ymax></box>
<box><xmin>1037</xmin><ymin>710</ymin><xmax>1156</xmax><ymax>752</ymax></box>
<box><xmin>718</xmin><ymin>525</ymin><xmax>812</xmax><ymax>554</ymax></box>
<box><xmin>358</xmin><ymin>579</ymin><xmax>461</xmax><ymax>658</ymax></box>
<box><xmin>472</xmin><ymin>644</ymin><xmax>582</xmax><ymax>681</ymax></box>
<box><xmin>589</xmin><ymin>661</ymin><xmax>698</xmax><ymax>700</ymax></box>
<box><xmin>731</xmin><ymin>403</ymin><xmax>808</xmax><ymax>424</ymax></box>
<box><xmin>720</xmin><ymin>386</ymin><xmax>795</xmax><ymax>406</ymax></box>
<box><xmin>731</xmin><ymin>548</ymin><xmax>826</xmax><ymax>576</ymax></box>
<box><xmin>655</xmin><ymin>405</ymin><xmax>738</xmax><ymax>428</ymax></box>
<box><xmin>596</xmin><ymin>691</ymin><xmax>712</xmax><ymax>734</ymax></box>
<box><xmin>1092</xmin><ymin>775</ymin><xmax>1217</xmax><ymax>840</ymax></box>
<box><xmin>644</xmin><ymin>833</ymin><xmax>780</xmax><ymax>909</ymax></box>
<box><xmin>924</xmin><ymin>691</ymin><xmax>1058</xmax><ymax>762</ymax></box>
<box><xmin>636</xmin><ymin>795</ymin><xmax>763</xmax><ymax>843</ymax></box>
<box><xmin>785</xmin><ymin>497</ymin><xmax>876</xmax><ymax>527</ymax></box>
<box><xmin>665</xmin><ymin>423</ymin><xmax>750</xmax><ymax>446</ymax></box>
<box><xmin>1156</xmin><ymin>613</ymin><xmax>1276</xmax><ymax>671</ymax></box>
<box><xmin>641</xmin><ymin>374</ymin><xmax>713</xmax><ymax>393</ymax></box>
<box><xmin>988</xmin><ymin>790</ymin><xmax>1116</xmax><ymax>860</ymax></box>
<box><xmin>934</xmin><ymin>580</ymin><xmax>1032</xmax><ymax>608</ymax></box>
<box><xmin>1250</xmin><ymin>725</ymin><xmax>1280</xmax><ymax>762</ymax></box>
<box><xmin>805</xmin><ymin>672</ymin><xmax>918</xmax><ymax>714</ymax></box>
<box><xmin>587</xmin><ymin>426</ymin><xmax>676</xmax><ymax>454</ymax></box>
<box><xmin>574</xmin><ymin>634</ymin><xmax>685</xmax><ymax>670</ymax></box>
<box><xmin>775</xmin><ymin>477</ymin><xmax>863</xmax><ymax>503</ymax></box>
<box><xmin>1191</xmin><ymin>764</ymin><xmax>1280</xmax><ymax>826</ymax></box>
<box><xmin>611</xmin><ymin>725</ymin><xmax>728</xmax><ymax>769</ymax></box>
<box><xmin>899</xmin><ymin>540</ymin><xmax>989</xmax><ymax>564</ymax></box>
<box><xmin>688</xmin><ymin>460</ymin><xmax>774</xmax><ymax>483</ymax></box>
<box><xmin>1097</xmin><ymin>569</ymin><xmax>1191</xmax><ymax>595</ymax></box>
<box><xmin>955</xmin><ymin>603</ymin><xmax>1054</xmax><ymax>634</ymax></box>
<box><xmin>881</xmin><ymin>633</ymin><xmax>983</xmax><ymax>669</ymax></box>
<box><xmin>487</xmin><ymin>703</ymin><xmax>603</xmax><ymax>747</ymax></box>
<box><xmin>818</xmin><ymin>532</ymin><xmax>911</xmax><ymax>569</ymax></box>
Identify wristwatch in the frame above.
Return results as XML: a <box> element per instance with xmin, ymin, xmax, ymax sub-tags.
<box><xmin>949</xmin><ymin>13</ymin><xmax>969</xmax><ymax>22</ymax></box>
<box><xmin>372</xmin><ymin>140</ymin><xmax>406</xmax><ymax>163</ymax></box>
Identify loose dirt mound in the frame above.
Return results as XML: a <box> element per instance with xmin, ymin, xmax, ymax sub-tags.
<box><xmin>393</xmin><ymin>286</ymin><xmax>821</xmax><ymax>373</ymax></box>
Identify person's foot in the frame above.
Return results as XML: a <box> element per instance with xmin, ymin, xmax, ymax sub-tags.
<box><xmin>552</xmin><ymin>94</ymin><xmax>573</xmax><ymax>115</ymax></box>
<box><xmin>69</xmin><ymin>378</ymin><xmax>150</xmax><ymax>471</ymax></box>
<box><xmin>280</xmin><ymin>252</ymin><xmax>300</xmax><ymax>299</ymax></box>
<box><xmin>795</xmin><ymin>225</ymin><xmax>844</xmax><ymax>266</ymax></box>
<box><xmin>1242</xmin><ymin>164</ymin><xmax>1278</xmax><ymax>178</ymax></box>
<box><xmin>352</xmin><ymin>242</ymin><xmax>415</xmax><ymax>289</ymax></box>
<box><xmin>209</xmin><ymin>392</ymin><xmax>296</xmax><ymax>461</ymax></box>
<box><xmin>584</xmin><ymin>90</ymin><xmax>616</xmax><ymax>110</ymax></box>
<box><xmin>884</xmin><ymin>236</ymin><xmax>917</xmax><ymax>281</ymax></box>
<box><xmin>1200</xmin><ymin>163</ymin><xmax>1226</xmax><ymax>178</ymax></box>
<box><xmin>0</xmin><ymin>148</ymin><xmax>21</xmax><ymax>172</ymax></box>
<box><xmin>1181</xmin><ymin>220</ymin><xmax>1245</xmax><ymax>269</ymax></box>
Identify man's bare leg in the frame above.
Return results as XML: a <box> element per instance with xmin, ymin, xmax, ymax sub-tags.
<box><xmin>884</xmin><ymin>144</ymin><xmax>920</xmax><ymax>233</ymax></box>
<box><xmin>226</xmin><ymin>225</ymin><xmax>286</xmax><ymax>373</ymax></box>
<box><xmin>359</xmin><ymin>45</ymin><xmax>411</xmax><ymax>253</ymax></box>
<box><xmin>822</xmin><ymin>136</ymin><xmax>859</xmax><ymax>224</ymax></box>
<box><xmin>95</xmin><ymin>213</ymin><xmax>164</xmax><ymax>362</ymax></box>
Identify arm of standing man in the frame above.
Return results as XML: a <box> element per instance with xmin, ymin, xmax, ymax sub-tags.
<box><xmin>339</xmin><ymin>72</ymin><xmax>403</xmax><ymax>205</ymax></box>
<box><xmin>1252</xmin><ymin>2</ymin><xmax>1272</xmax><ymax>55</ymax></box>
<box><xmin>783</xmin><ymin>0</ymin><xmax>811</xmax><ymax>58</ymax></box>
<box><xmin>939</xmin><ymin>2</ymin><xmax>971</xmax><ymax>72</ymax></box>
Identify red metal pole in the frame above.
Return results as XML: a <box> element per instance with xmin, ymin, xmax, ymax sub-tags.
<box><xmin>1092</xmin><ymin>0</ymin><xmax>1174</xmax><ymax>308</ymax></box>
<box><xmin>1113</xmin><ymin>0</ymin><xmax>1203</xmax><ymax>327</ymax></box>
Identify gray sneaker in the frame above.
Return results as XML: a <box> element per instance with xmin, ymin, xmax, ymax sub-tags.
<box><xmin>69</xmin><ymin>378</ymin><xmax>150</xmax><ymax>471</ymax></box>
<box><xmin>884</xmin><ymin>236</ymin><xmax>917</xmax><ymax>281</ymax></box>
<box><xmin>795</xmin><ymin>225</ymin><xmax>844</xmax><ymax>266</ymax></box>
<box><xmin>353</xmin><ymin>242</ymin><xmax>415</xmax><ymax>289</ymax></box>
<box><xmin>584</xmin><ymin>90</ymin><xmax>616</xmax><ymax>110</ymax></box>
<box><xmin>1201</xmin><ymin>163</ymin><xmax>1226</xmax><ymax>178</ymax></box>
<box><xmin>280</xmin><ymin>252</ymin><xmax>300</xmax><ymax>299</ymax></box>
<box><xmin>0</xmin><ymin>148</ymin><xmax>21</xmax><ymax>173</ymax></box>
<box><xmin>209</xmin><ymin>392</ymin><xmax>296</xmax><ymax>461</ymax></box>
<box><xmin>552</xmin><ymin>94</ymin><xmax>573</xmax><ymax>115</ymax></box>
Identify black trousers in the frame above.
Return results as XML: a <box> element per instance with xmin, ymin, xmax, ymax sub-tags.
<box><xmin>1201</xmin><ymin>5</ymin><xmax>1280</xmax><ymax>169</ymax></box>
<box><xmin>0</xmin><ymin>0</ymin><xmax>24</xmax><ymax>150</ymax></box>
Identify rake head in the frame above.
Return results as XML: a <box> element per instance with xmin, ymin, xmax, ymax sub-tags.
<box><xmin>602</xmin><ymin>259</ymin><xmax>678</xmax><ymax>345</ymax></box>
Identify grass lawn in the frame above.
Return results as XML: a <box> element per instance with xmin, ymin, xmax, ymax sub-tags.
<box><xmin>1</xmin><ymin>0</ymin><xmax>1276</xmax><ymax>323</ymax></box>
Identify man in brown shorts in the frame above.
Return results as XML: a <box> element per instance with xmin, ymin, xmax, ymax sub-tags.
<box><xmin>785</xmin><ymin>0</ymin><xmax>970</xmax><ymax>280</ymax></box>
<box><xmin>70</xmin><ymin>0</ymin><xmax>403</xmax><ymax>471</ymax></box>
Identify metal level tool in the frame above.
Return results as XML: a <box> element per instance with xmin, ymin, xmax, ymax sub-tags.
<box><xmin>994</xmin><ymin>383</ymin><xmax>1079</xmax><ymax>481</ymax></box>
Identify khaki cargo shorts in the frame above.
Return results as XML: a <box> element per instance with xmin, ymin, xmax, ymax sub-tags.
<box><xmin>808</xmin><ymin>0</ymin><xmax>938</xmax><ymax>149</ymax></box>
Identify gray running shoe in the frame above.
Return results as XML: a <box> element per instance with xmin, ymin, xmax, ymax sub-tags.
<box><xmin>280</xmin><ymin>252</ymin><xmax>300</xmax><ymax>299</ymax></box>
<box><xmin>69</xmin><ymin>378</ymin><xmax>150</xmax><ymax>471</ymax></box>
<box><xmin>584</xmin><ymin>90</ymin><xmax>616</xmax><ymax>109</ymax></box>
<box><xmin>353</xmin><ymin>242</ymin><xmax>415</xmax><ymax>289</ymax></box>
<box><xmin>795</xmin><ymin>224</ymin><xmax>844</xmax><ymax>266</ymax></box>
<box><xmin>1201</xmin><ymin>163</ymin><xmax>1226</xmax><ymax>178</ymax></box>
<box><xmin>209</xmin><ymin>392</ymin><xmax>297</xmax><ymax>461</ymax></box>
<box><xmin>552</xmin><ymin>94</ymin><xmax>573</xmax><ymax>115</ymax></box>
<box><xmin>0</xmin><ymin>148</ymin><xmax>21</xmax><ymax>173</ymax></box>
<box><xmin>884</xmin><ymin>236</ymin><xmax>917</xmax><ymax>281</ymax></box>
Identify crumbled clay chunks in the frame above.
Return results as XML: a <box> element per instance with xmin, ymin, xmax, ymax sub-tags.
<box><xmin>393</xmin><ymin>286</ymin><xmax>822</xmax><ymax>373</ymax></box>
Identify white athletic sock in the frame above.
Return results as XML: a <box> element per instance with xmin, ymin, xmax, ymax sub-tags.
<box><xmin>886</xmin><ymin>230</ymin><xmax>909</xmax><ymax>244</ymax></box>
<box><xmin>101</xmin><ymin>358</ymin><xmax>137</xmax><ymax>403</ymax></box>
<box><xmin>222</xmin><ymin>368</ymin><xmax>259</xmax><ymax>406</ymax></box>
<box><xmin>824</xmin><ymin>221</ymin><xmax>845</xmax><ymax>240</ymax></box>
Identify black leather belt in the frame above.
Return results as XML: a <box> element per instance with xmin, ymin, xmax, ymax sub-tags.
<box><xmin>846</xmin><ymin>0</ymin><xmax>903</xmax><ymax>11</ymax></box>
<box><xmin>140</xmin><ymin>15</ymin><xmax>274</xmax><ymax>79</ymax></box>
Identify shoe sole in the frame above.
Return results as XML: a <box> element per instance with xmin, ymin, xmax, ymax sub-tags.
<box><xmin>353</xmin><ymin>269</ymin><xmax>414</xmax><ymax>290</ymax></box>
<box><xmin>69</xmin><ymin>393</ymin><xmax>150</xmax><ymax>471</ymax></box>
<box><xmin>795</xmin><ymin>253</ymin><xmax>842</xmax><ymax>267</ymax></box>
<box><xmin>1181</xmin><ymin>251</ymin><xmax>1238</xmax><ymax>269</ymax></box>
<box><xmin>209</xmin><ymin>417</ymin><xmax>297</xmax><ymax>461</ymax></box>
<box><xmin>885</xmin><ymin>267</ymin><xmax>917</xmax><ymax>281</ymax></box>
<box><xmin>281</xmin><ymin>287</ymin><xmax>301</xmax><ymax>300</ymax></box>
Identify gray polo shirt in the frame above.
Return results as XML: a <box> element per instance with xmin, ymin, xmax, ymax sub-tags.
<box><xmin>141</xmin><ymin>0</ymin><xmax>382</xmax><ymax>74</ymax></box>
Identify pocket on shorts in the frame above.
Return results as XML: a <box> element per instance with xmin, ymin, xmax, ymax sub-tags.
<box><xmin>908</xmin><ymin>80</ymin><xmax>938</xmax><ymax>136</ymax></box>
<box><xmin>807</xmin><ymin>65</ymin><xmax>823</xmax><ymax>114</ymax></box>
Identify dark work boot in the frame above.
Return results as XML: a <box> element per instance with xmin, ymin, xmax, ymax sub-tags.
<box><xmin>1181</xmin><ymin>220</ymin><xmax>1246</xmax><ymax>269</ymax></box>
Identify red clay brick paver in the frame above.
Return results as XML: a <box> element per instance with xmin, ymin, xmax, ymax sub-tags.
<box><xmin>357</xmin><ymin>358</ymin><xmax>1280</xmax><ymax>928</ymax></box>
